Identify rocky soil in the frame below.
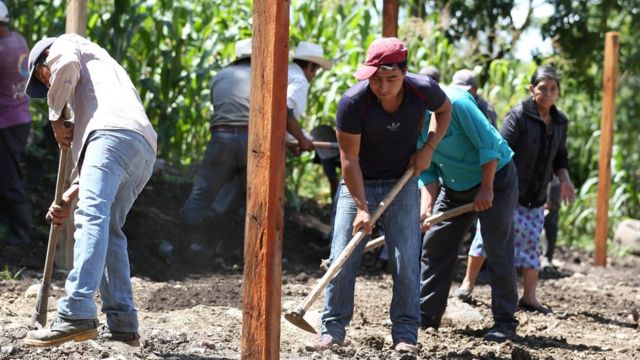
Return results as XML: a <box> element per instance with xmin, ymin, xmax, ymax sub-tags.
<box><xmin>1</xmin><ymin>171</ymin><xmax>639</xmax><ymax>359</ymax></box>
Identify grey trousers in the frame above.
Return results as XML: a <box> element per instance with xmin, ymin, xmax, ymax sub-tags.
<box><xmin>420</xmin><ymin>161</ymin><xmax>519</xmax><ymax>330</ymax></box>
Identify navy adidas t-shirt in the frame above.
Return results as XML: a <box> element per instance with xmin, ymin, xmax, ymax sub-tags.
<box><xmin>336</xmin><ymin>73</ymin><xmax>447</xmax><ymax>179</ymax></box>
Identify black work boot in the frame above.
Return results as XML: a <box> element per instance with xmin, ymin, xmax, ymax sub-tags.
<box><xmin>98</xmin><ymin>326</ymin><xmax>140</xmax><ymax>346</ymax></box>
<box><xmin>24</xmin><ymin>317</ymin><xmax>99</xmax><ymax>347</ymax></box>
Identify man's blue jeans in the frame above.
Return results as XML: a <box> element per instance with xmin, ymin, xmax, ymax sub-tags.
<box><xmin>321</xmin><ymin>176</ymin><xmax>421</xmax><ymax>344</ymax></box>
<box><xmin>58</xmin><ymin>130</ymin><xmax>155</xmax><ymax>333</ymax></box>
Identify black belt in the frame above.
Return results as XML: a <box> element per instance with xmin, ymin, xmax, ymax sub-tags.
<box><xmin>211</xmin><ymin>125</ymin><xmax>248</xmax><ymax>133</ymax></box>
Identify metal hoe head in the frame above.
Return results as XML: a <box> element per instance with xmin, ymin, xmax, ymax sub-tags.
<box><xmin>284</xmin><ymin>308</ymin><xmax>317</xmax><ymax>334</ymax></box>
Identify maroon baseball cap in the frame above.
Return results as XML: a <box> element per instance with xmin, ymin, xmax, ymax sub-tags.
<box><xmin>353</xmin><ymin>37</ymin><xmax>408</xmax><ymax>80</ymax></box>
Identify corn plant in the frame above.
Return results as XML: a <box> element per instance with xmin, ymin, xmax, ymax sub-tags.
<box><xmin>7</xmin><ymin>0</ymin><xmax>639</xmax><ymax>252</ymax></box>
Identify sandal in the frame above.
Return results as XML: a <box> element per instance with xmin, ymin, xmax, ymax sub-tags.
<box><xmin>518</xmin><ymin>298</ymin><xmax>552</xmax><ymax>315</ymax></box>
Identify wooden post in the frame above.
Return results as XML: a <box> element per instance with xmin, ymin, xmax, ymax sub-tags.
<box><xmin>241</xmin><ymin>0</ymin><xmax>289</xmax><ymax>359</ymax></box>
<box><xmin>55</xmin><ymin>0</ymin><xmax>88</xmax><ymax>270</ymax></box>
<box><xmin>382</xmin><ymin>0</ymin><xmax>400</xmax><ymax>37</ymax></box>
<box><xmin>65</xmin><ymin>0</ymin><xmax>87</xmax><ymax>34</ymax></box>
<box><xmin>594</xmin><ymin>32</ymin><xmax>619</xmax><ymax>267</ymax></box>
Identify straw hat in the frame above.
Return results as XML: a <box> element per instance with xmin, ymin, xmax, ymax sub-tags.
<box><xmin>235</xmin><ymin>39</ymin><xmax>252</xmax><ymax>61</ymax></box>
<box><xmin>292</xmin><ymin>41</ymin><xmax>332</xmax><ymax>70</ymax></box>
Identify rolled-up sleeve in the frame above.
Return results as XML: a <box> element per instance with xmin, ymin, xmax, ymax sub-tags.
<box><xmin>46</xmin><ymin>35</ymin><xmax>81</xmax><ymax>121</ymax></box>
<box><xmin>418</xmin><ymin>164</ymin><xmax>438</xmax><ymax>188</ymax></box>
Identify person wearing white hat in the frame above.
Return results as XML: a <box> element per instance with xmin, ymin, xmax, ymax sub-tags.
<box><xmin>0</xmin><ymin>0</ymin><xmax>33</xmax><ymax>247</ymax></box>
<box><xmin>23</xmin><ymin>33</ymin><xmax>157</xmax><ymax>347</ymax></box>
<box><xmin>175</xmin><ymin>38</ymin><xmax>254</xmax><ymax>261</ymax></box>
<box><xmin>286</xmin><ymin>41</ymin><xmax>333</xmax><ymax>155</ymax></box>
<box><xmin>174</xmin><ymin>40</ymin><xmax>333</xmax><ymax>262</ymax></box>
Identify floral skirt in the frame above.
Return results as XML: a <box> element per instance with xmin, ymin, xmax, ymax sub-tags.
<box><xmin>469</xmin><ymin>204</ymin><xmax>545</xmax><ymax>270</ymax></box>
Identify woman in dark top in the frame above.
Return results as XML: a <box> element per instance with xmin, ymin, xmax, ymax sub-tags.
<box><xmin>457</xmin><ymin>66</ymin><xmax>576</xmax><ymax>313</ymax></box>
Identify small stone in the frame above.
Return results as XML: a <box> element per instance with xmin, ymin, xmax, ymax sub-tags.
<box><xmin>24</xmin><ymin>284</ymin><xmax>42</xmax><ymax>298</ymax></box>
<box><xmin>1</xmin><ymin>346</ymin><xmax>15</xmax><ymax>355</ymax></box>
<box><xmin>201</xmin><ymin>340</ymin><xmax>216</xmax><ymax>350</ymax></box>
<box><xmin>188</xmin><ymin>346</ymin><xmax>206</xmax><ymax>354</ymax></box>
<box><xmin>175</xmin><ymin>332</ymin><xmax>188</xmax><ymax>344</ymax></box>
<box><xmin>616</xmin><ymin>347</ymin><xmax>630</xmax><ymax>353</ymax></box>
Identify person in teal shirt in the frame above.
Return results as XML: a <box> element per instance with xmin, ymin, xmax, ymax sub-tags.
<box><xmin>419</xmin><ymin>86</ymin><xmax>520</xmax><ymax>342</ymax></box>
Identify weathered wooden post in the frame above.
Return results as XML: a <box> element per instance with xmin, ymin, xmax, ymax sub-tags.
<box><xmin>594</xmin><ymin>32</ymin><xmax>620</xmax><ymax>267</ymax></box>
<box><xmin>383</xmin><ymin>0</ymin><xmax>400</xmax><ymax>37</ymax></box>
<box><xmin>241</xmin><ymin>0</ymin><xmax>290</xmax><ymax>358</ymax></box>
<box><xmin>55</xmin><ymin>0</ymin><xmax>88</xmax><ymax>270</ymax></box>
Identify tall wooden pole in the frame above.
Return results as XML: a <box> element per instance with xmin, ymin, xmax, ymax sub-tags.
<box><xmin>382</xmin><ymin>0</ymin><xmax>400</xmax><ymax>37</ymax></box>
<box><xmin>56</xmin><ymin>0</ymin><xmax>88</xmax><ymax>271</ymax></box>
<box><xmin>594</xmin><ymin>32</ymin><xmax>619</xmax><ymax>267</ymax></box>
<box><xmin>241</xmin><ymin>0</ymin><xmax>289</xmax><ymax>358</ymax></box>
<box><xmin>65</xmin><ymin>0</ymin><xmax>87</xmax><ymax>35</ymax></box>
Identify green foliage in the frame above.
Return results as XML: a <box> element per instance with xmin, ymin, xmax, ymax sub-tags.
<box><xmin>542</xmin><ymin>1</ymin><xmax>640</xmax><ymax>249</ymax></box>
<box><xmin>9</xmin><ymin>0</ymin><xmax>253</xmax><ymax>165</ymax></box>
<box><xmin>0</xmin><ymin>265</ymin><xmax>25</xmax><ymax>281</ymax></box>
<box><xmin>6</xmin><ymin>0</ymin><xmax>639</xmax><ymax>251</ymax></box>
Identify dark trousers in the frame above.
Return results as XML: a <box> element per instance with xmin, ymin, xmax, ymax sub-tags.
<box><xmin>0</xmin><ymin>123</ymin><xmax>32</xmax><ymax>245</ymax></box>
<box><xmin>420</xmin><ymin>161</ymin><xmax>519</xmax><ymax>329</ymax></box>
<box><xmin>178</xmin><ymin>129</ymin><xmax>248</xmax><ymax>252</ymax></box>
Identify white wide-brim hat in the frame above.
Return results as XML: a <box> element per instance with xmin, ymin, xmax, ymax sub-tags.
<box><xmin>292</xmin><ymin>41</ymin><xmax>332</xmax><ymax>70</ymax></box>
<box><xmin>235</xmin><ymin>39</ymin><xmax>252</xmax><ymax>61</ymax></box>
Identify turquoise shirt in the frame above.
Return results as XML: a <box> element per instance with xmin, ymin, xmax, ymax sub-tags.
<box><xmin>418</xmin><ymin>86</ymin><xmax>513</xmax><ymax>191</ymax></box>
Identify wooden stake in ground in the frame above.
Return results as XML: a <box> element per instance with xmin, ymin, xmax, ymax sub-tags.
<box><xmin>241</xmin><ymin>0</ymin><xmax>289</xmax><ymax>359</ymax></box>
<box><xmin>595</xmin><ymin>32</ymin><xmax>620</xmax><ymax>267</ymax></box>
<box><xmin>382</xmin><ymin>0</ymin><xmax>399</xmax><ymax>37</ymax></box>
<box><xmin>55</xmin><ymin>0</ymin><xmax>88</xmax><ymax>271</ymax></box>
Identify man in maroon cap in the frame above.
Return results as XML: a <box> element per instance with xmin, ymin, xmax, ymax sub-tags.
<box><xmin>305</xmin><ymin>37</ymin><xmax>452</xmax><ymax>354</ymax></box>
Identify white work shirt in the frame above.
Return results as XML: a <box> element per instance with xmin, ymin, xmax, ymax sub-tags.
<box><xmin>286</xmin><ymin>63</ymin><xmax>310</xmax><ymax>120</ymax></box>
<box><xmin>45</xmin><ymin>34</ymin><xmax>157</xmax><ymax>172</ymax></box>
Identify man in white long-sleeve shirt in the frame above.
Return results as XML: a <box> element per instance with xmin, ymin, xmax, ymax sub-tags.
<box><xmin>23</xmin><ymin>34</ymin><xmax>156</xmax><ymax>347</ymax></box>
<box><xmin>176</xmin><ymin>40</ymin><xmax>331</xmax><ymax>260</ymax></box>
<box><xmin>285</xmin><ymin>41</ymin><xmax>332</xmax><ymax>154</ymax></box>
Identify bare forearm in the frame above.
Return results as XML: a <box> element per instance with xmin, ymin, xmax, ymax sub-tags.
<box><xmin>342</xmin><ymin>158</ymin><xmax>368</xmax><ymax>212</ymax></box>
<box><xmin>421</xmin><ymin>182</ymin><xmax>439</xmax><ymax>214</ymax></box>
<box><xmin>480</xmin><ymin>159</ymin><xmax>497</xmax><ymax>190</ymax></box>
<box><xmin>427</xmin><ymin>102</ymin><xmax>452</xmax><ymax>150</ymax></box>
<box><xmin>63</xmin><ymin>183</ymin><xmax>80</xmax><ymax>203</ymax></box>
<box><xmin>555</xmin><ymin>168</ymin><xmax>571</xmax><ymax>183</ymax></box>
<box><xmin>286</xmin><ymin>114</ymin><xmax>307</xmax><ymax>143</ymax></box>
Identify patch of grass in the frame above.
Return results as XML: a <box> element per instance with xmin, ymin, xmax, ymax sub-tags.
<box><xmin>0</xmin><ymin>265</ymin><xmax>26</xmax><ymax>281</ymax></box>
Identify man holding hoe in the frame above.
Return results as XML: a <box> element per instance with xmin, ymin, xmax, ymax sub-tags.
<box><xmin>306</xmin><ymin>37</ymin><xmax>452</xmax><ymax>354</ymax></box>
<box><xmin>23</xmin><ymin>34</ymin><xmax>156</xmax><ymax>347</ymax></box>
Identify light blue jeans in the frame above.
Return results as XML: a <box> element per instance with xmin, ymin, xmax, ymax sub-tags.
<box><xmin>321</xmin><ymin>176</ymin><xmax>421</xmax><ymax>344</ymax></box>
<box><xmin>58</xmin><ymin>130</ymin><xmax>155</xmax><ymax>333</ymax></box>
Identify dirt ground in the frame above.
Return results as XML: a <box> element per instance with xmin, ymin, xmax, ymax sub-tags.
<box><xmin>1</xmin><ymin>170</ymin><xmax>640</xmax><ymax>360</ymax></box>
